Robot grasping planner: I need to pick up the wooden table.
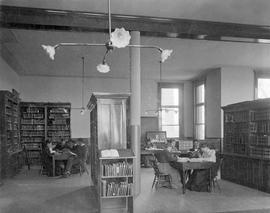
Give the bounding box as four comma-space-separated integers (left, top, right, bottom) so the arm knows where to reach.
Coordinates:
52, 152, 70, 176
174, 161, 215, 194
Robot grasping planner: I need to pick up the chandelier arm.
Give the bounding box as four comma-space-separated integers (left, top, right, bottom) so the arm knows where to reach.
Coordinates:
108, 0, 112, 39
54, 43, 106, 49
127, 44, 163, 52
102, 49, 111, 63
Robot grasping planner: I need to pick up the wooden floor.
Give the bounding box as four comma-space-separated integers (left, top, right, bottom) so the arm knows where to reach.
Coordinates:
135, 168, 270, 213
0, 166, 270, 213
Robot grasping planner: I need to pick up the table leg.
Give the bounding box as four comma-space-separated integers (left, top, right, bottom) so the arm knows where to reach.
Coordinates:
182, 169, 186, 194
209, 168, 212, 192
52, 156, 55, 177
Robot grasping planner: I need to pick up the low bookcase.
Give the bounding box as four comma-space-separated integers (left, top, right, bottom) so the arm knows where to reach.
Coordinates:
98, 149, 134, 213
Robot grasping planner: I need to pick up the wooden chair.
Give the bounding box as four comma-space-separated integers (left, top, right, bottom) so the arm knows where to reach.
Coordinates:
149, 159, 172, 189
78, 144, 90, 176
212, 157, 224, 192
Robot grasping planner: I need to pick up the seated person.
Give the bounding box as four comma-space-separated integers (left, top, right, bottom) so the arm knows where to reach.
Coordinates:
63, 139, 87, 177
167, 140, 179, 152
188, 140, 201, 158
154, 142, 182, 189
54, 139, 67, 151
145, 140, 157, 149
42, 140, 65, 176
186, 144, 216, 192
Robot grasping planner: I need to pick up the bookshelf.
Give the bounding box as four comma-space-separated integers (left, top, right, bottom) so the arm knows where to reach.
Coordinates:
0, 90, 23, 179
20, 102, 71, 165
88, 93, 133, 213
222, 99, 270, 193
99, 150, 134, 213
20, 102, 45, 165
46, 103, 71, 143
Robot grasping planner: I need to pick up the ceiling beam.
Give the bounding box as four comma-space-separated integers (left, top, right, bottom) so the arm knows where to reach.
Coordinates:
2, 6, 270, 42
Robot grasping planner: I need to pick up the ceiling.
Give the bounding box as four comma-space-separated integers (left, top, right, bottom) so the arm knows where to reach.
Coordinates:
3, 0, 270, 26
2, 0, 270, 80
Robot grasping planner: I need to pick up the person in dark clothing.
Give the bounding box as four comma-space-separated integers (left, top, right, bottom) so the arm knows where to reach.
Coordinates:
186, 144, 216, 192
154, 143, 182, 189
62, 139, 88, 177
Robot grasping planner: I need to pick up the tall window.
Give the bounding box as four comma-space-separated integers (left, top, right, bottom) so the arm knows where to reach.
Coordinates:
159, 84, 182, 138
257, 77, 270, 99
194, 81, 205, 140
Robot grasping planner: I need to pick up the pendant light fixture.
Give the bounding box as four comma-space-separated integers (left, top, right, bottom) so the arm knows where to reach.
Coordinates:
80, 56, 85, 115
42, 0, 173, 72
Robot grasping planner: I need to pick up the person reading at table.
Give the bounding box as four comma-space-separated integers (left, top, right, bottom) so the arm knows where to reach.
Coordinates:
188, 140, 201, 158
62, 139, 87, 177
154, 142, 182, 189
186, 144, 216, 192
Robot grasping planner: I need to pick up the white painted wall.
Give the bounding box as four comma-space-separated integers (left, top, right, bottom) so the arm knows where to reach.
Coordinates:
0, 56, 20, 91
183, 81, 193, 138
205, 69, 221, 138
220, 66, 255, 137
19, 76, 194, 138
20, 76, 130, 138
221, 66, 255, 107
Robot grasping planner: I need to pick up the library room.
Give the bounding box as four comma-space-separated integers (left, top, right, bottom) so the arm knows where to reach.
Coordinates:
1, 0, 270, 213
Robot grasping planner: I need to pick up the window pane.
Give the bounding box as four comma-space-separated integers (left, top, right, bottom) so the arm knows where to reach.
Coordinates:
258, 78, 270, 99
161, 88, 179, 106
196, 84, 205, 104
161, 108, 179, 125
196, 124, 205, 140
196, 105, 205, 123
162, 125, 179, 138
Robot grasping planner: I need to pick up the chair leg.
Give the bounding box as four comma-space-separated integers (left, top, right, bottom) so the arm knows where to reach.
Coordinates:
215, 179, 221, 192
152, 175, 157, 189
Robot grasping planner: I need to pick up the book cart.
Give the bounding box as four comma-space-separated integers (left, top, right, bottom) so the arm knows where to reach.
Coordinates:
222, 99, 270, 193
88, 93, 133, 213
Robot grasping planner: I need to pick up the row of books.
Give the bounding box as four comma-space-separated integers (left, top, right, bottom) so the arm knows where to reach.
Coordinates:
47, 131, 70, 137
250, 147, 270, 159
24, 108, 43, 113
225, 134, 248, 145
21, 125, 45, 130
224, 144, 247, 154
101, 181, 133, 197
49, 120, 69, 125
47, 125, 70, 130
252, 121, 270, 134
49, 108, 69, 113
102, 162, 133, 177
25, 143, 42, 150
21, 119, 45, 124
21, 131, 45, 137
253, 110, 270, 121
225, 122, 249, 133
250, 135, 270, 146
21, 137, 44, 143
22, 113, 44, 119
26, 151, 41, 158
225, 111, 250, 123
48, 114, 70, 120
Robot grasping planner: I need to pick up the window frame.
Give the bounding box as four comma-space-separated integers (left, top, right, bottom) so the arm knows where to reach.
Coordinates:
158, 83, 184, 139
255, 72, 270, 99
194, 80, 206, 140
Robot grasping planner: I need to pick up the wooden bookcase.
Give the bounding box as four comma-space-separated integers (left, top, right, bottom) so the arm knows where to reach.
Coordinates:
88, 93, 133, 213
46, 103, 71, 143
0, 90, 23, 179
20, 102, 71, 165
99, 149, 134, 213
20, 102, 45, 165
222, 99, 270, 193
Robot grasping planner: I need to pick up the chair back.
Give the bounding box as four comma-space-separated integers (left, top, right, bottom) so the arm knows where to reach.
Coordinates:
149, 158, 162, 176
